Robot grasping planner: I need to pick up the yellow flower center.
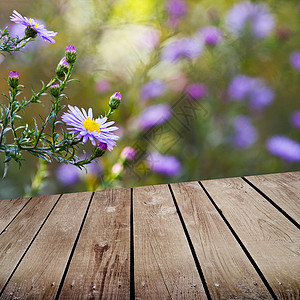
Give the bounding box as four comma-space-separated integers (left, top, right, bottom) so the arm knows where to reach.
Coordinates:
83, 117, 100, 132
29, 18, 39, 28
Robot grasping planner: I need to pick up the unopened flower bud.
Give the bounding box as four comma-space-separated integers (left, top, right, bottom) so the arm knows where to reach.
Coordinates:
25, 26, 37, 39
120, 146, 136, 161
65, 45, 77, 64
109, 92, 122, 110
50, 83, 61, 97
94, 142, 107, 157
8, 71, 19, 89
56, 57, 69, 78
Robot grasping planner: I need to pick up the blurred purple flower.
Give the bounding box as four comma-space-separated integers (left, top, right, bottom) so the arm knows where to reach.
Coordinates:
266, 136, 300, 162
96, 79, 111, 93
290, 52, 300, 72
228, 75, 274, 109
291, 111, 300, 129
232, 115, 258, 149
186, 83, 207, 100
138, 104, 172, 129
140, 80, 166, 101
121, 146, 136, 161
166, 0, 187, 17
56, 161, 101, 186
147, 152, 182, 176
56, 164, 80, 186
228, 75, 256, 100
249, 86, 274, 110
199, 26, 223, 46
225, 1, 275, 39
161, 37, 204, 62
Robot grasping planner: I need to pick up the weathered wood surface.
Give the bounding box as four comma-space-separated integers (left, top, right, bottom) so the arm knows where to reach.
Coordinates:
133, 184, 207, 299
0, 171, 299, 299
171, 181, 272, 299
0, 194, 60, 292
59, 188, 131, 300
0, 192, 91, 299
0, 197, 30, 233
201, 176, 300, 300
245, 172, 300, 225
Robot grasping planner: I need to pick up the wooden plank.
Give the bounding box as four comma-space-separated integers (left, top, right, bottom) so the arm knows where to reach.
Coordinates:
58, 188, 131, 300
171, 181, 272, 299
0, 192, 92, 299
245, 171, 300, 224
201, 177, 300, 300
0, 197, 30, 233
133, 184, 208, 299
0, 194, 59, 292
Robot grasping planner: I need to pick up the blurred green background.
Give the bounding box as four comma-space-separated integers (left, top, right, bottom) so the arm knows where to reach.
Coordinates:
0, 0, 300, 199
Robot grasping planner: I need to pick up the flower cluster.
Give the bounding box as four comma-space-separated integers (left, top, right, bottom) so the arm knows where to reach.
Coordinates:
0, 11, 121, 177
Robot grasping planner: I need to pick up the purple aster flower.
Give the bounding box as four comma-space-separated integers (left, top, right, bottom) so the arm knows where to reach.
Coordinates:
96, 79, 111, 94
138, 104, 172, 129
6, 20, 47, 51
232, 115, 258, 149
161, 37, 204, 63
140, 80, 166, 101
228, 75, 274, 109
290, 52, 300, 72
199, 26, 223, 46
61, 105, 119, 150
121, 146, 136, 161
225, 1, 275, 39
266, 136, 300, 162
147, 152, 182, 176
186, 83, 207, 100
10, 10, 57, 43
166, 0, 187, 17
291, 111, 300, 130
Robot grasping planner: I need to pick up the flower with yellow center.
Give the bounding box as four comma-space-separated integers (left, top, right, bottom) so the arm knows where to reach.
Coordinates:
29, 18, 40, 28
10, 10, 57, 43
62, 105, 119, 150
83, 117, 101, 133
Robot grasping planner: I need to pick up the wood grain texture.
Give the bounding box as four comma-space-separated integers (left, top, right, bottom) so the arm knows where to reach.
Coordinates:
245, 171, 300, 224
58, 188, 131, 300
133, 184, 207, 299
0, 194, 59, 292
0, 192, 92, 300
201, 177, 300, 300
0, 197, 30, 233
171, 181, 272, 299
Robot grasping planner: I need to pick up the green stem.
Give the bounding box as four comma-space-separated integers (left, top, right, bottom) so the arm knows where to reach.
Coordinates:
25, 159, 48, 197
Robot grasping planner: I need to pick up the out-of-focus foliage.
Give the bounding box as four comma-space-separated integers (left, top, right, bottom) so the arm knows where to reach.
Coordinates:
0, 0, 300, 199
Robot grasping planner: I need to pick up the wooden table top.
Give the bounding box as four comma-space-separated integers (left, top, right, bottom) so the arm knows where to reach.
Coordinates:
0, 171, 299, 299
